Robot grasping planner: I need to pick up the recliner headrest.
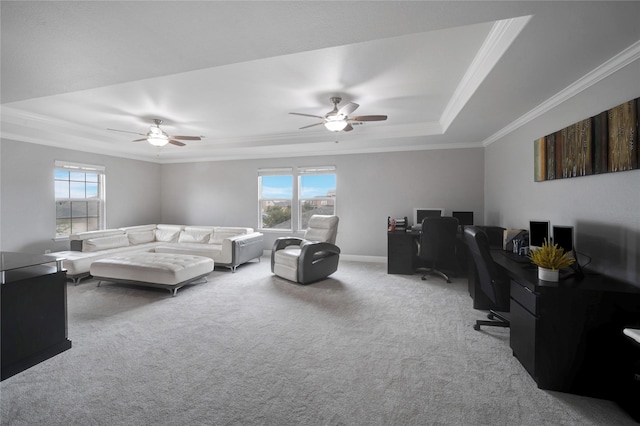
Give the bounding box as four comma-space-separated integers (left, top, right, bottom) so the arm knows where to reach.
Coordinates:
305, 215, 339, 244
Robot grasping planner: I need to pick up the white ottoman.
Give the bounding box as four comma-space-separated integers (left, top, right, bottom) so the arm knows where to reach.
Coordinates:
90, 253, 214, 296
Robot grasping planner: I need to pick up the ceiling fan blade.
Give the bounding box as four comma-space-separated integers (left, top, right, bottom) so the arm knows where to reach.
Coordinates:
343, 124, 354, 132
338, 102, 359, 116
132, 138, 147, 142
171, 135, 201, 140
289, 112, 325, 119
350, 115, 387, 122
108, 128, 147, 136
299, 122, 324, 130
169, 140, 186, 147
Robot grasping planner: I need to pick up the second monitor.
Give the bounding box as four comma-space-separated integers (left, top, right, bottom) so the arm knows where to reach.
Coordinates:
413, 208, 444, 228
553, 225, 574, 253
452, 211, 474, 226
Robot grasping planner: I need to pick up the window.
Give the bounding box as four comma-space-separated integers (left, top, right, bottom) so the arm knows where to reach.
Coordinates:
54, 161, 105, 238
258, 166, 336, 231
298, 167, 336, 230
258, 168, 293, 230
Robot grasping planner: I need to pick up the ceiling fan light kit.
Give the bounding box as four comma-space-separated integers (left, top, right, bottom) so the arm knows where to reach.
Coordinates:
290, 96, 387, 133
324, 118, 348, 132
147, 134, 170, 147
147, 120, 170, 146
108, 118, 201, 148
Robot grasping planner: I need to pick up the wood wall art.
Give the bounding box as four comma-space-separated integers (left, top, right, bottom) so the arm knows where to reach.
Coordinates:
534, 97, 639, 182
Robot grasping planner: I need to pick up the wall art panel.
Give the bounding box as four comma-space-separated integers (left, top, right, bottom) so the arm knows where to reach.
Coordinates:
534, 97, 639, 182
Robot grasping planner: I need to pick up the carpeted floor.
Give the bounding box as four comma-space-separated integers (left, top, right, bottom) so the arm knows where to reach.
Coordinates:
1, 257, 636, 425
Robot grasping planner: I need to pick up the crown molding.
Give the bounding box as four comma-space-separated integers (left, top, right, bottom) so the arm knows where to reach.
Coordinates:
440, 15, 531, 133
482, 38, 640, 147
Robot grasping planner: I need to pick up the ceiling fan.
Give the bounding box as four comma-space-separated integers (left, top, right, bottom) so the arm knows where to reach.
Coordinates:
290, 97, 387, 132
108, 119, 202, 147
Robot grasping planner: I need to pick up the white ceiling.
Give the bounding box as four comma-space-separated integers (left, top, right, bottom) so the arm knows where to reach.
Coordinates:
2, 1, 640, 163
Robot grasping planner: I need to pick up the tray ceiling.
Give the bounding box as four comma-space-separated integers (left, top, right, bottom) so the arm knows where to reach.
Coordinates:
2, 1, 639, 163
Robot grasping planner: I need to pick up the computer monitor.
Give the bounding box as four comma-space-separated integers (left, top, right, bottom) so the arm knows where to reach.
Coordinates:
452, 211, 474, 226
552, 225, 583, 278
529, 220, 550, 250
413, 208, 444, 227
552, 225, 574, 253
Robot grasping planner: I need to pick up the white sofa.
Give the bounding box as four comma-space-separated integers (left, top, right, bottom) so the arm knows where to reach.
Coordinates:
52, 224, 263, 282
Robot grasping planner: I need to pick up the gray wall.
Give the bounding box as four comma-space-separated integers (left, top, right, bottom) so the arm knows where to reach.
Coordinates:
160, 148, 485, 258
0, 139, 162, 253
485, 60, 640, 285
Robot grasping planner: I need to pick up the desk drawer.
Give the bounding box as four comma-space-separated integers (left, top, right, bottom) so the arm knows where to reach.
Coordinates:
510, 280, 538, 315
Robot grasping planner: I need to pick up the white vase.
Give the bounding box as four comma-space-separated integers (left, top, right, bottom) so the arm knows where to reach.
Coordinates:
538, 267, 559, 282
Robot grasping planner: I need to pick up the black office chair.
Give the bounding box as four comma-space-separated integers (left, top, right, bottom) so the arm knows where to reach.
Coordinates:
418, 216, 459, 283
464, 226, 510, 330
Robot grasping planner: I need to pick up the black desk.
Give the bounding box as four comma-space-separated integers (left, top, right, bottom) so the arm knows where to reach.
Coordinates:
387, 230, 420, 274
490, 249, 640, 403
387, 230, 466, 276
1, 252, 72, 381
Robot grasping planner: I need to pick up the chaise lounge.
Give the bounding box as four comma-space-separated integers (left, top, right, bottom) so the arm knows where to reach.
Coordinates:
51, 224, 264, 283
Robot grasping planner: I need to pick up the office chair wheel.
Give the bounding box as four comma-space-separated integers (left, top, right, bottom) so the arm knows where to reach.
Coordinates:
421, 276, 427, 281
487, 313, 495, 320
473, 323, 481, 331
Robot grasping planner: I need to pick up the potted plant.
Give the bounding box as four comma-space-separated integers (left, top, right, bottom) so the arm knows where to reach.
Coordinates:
528, 239, 575, 282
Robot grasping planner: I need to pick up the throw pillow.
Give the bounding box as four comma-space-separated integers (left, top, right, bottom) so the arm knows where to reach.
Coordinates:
178, 230, 211, 243
155, 229, 180, 243
128, 230, 155, 245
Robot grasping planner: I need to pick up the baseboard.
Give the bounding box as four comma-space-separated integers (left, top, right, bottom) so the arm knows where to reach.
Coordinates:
340, 254, 386, 263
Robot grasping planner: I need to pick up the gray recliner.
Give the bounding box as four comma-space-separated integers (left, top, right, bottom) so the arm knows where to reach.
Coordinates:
271, 215, 340, 284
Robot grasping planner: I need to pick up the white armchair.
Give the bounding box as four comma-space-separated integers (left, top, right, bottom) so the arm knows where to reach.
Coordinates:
271, 215, 340, 284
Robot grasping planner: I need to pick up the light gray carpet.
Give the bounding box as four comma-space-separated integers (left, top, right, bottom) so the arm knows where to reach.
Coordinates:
1, 257, 635, 425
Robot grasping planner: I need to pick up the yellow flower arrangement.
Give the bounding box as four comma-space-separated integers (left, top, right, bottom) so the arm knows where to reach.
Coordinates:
529, 239, 575, 271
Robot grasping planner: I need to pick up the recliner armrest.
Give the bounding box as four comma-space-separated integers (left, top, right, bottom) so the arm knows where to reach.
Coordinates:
300, 241, 341, 258
272, 237, 305, 252
298, 241, 340, 284
271, 237, 304, 273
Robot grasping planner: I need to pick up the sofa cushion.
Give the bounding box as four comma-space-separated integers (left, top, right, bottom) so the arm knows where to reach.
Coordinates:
120, 224, 157, 233
70, 229, 124, 241
210, 227, 251, 245
178, 229, 211, 244
155, 229, 180, 243
83, 234, 130, 252
128, 230, 156, 245
156, 224, 184, 231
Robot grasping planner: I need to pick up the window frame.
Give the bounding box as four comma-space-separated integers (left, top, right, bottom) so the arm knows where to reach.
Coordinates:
258, 168, 294, 231
258, 166, 336, 232
297, 166, 337, 231
54, 160, 106, 240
